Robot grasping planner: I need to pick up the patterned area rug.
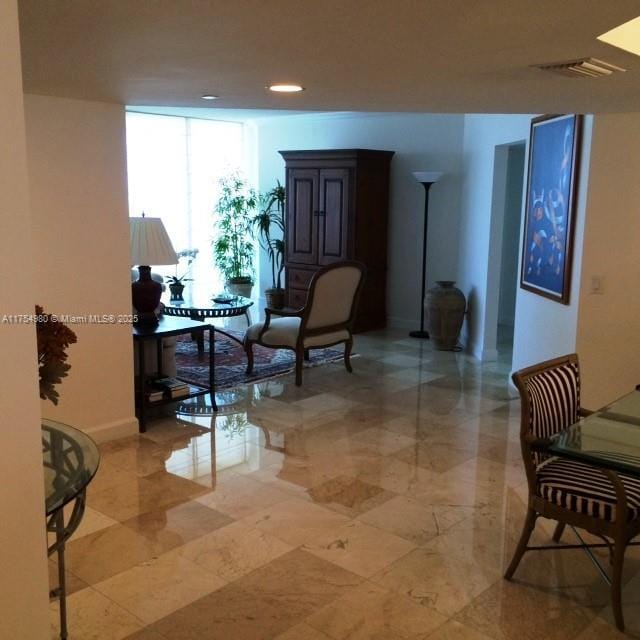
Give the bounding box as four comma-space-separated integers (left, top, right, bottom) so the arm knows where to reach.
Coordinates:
174, 330, 344, 390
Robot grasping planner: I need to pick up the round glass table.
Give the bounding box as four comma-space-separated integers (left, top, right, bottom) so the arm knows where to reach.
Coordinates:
43, 419, 100, 640
162, 290, 254, 353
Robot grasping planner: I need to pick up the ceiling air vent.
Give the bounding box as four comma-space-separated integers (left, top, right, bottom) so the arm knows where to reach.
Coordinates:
536, 57, 626, 78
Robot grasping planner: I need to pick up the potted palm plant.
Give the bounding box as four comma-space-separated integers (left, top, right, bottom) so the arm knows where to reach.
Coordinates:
213, 173, 257, 298
254, 181, 286, 308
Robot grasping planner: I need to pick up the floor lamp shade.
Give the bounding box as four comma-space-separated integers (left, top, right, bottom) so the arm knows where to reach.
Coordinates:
130, 216, 178, 319
412, 172, 444, 184
410, 172, 443, 339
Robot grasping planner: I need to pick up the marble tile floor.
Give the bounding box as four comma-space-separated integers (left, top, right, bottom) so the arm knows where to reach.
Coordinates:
51, 329, 640, 639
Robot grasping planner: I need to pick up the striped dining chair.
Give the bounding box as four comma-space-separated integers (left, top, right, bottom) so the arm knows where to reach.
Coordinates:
506, 353, 640, 632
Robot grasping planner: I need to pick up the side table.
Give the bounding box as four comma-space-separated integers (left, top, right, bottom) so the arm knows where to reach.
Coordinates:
163, 292, 253, 355
133, 316, 217, 432
43, 419, 100, 640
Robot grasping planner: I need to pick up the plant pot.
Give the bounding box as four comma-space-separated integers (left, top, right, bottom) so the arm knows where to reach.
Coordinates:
425, 281, 466, 350
226, 279, 253, 299
265, 288, 285, 309
169, 283, 185, 301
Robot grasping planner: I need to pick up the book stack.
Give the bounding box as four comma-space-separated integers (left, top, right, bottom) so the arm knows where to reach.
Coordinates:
148, 376, 190, 400
146, 389, 164, 403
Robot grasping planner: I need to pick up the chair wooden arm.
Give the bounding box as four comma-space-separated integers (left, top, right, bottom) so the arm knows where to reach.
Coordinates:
258, 306, 304, 341
524, 433, 553, 453
264, 306, 304, 318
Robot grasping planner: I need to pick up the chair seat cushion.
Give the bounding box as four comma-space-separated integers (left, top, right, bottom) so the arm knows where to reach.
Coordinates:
537, 457, 640, 522
246, 317, 349, 349
246, 317, 300, 347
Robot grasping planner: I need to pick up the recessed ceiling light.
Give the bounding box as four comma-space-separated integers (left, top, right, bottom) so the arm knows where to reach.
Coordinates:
268, 84, 304, 93
598, 16, 640, 57
201, 94, 218, 100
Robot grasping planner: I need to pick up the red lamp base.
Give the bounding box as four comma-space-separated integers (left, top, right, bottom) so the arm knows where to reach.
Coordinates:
132, 266, 162, 324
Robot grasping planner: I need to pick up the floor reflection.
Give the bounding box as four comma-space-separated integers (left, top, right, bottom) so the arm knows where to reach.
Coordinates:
50, 329, 640, 640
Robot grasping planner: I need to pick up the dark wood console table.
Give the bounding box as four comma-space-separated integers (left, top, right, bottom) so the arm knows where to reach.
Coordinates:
133, 316, 217, 432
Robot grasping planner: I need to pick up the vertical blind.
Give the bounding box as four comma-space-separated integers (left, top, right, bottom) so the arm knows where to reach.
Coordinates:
125, 111, 244, 290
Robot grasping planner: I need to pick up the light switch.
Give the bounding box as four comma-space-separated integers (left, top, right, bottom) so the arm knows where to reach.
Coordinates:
590, 275, 604, 294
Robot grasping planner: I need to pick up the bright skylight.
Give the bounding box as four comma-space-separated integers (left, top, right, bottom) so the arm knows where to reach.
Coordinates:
598, 16, 640, 57
125, 112, 245, 290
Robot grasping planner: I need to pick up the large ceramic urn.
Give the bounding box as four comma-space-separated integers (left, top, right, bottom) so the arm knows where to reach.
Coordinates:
425, 281, 466, 350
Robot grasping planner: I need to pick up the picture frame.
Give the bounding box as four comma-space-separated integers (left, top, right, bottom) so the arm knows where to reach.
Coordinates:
520, 113, 582, 304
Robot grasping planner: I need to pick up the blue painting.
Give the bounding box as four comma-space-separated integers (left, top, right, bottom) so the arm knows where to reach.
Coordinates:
520, 114, 581, 304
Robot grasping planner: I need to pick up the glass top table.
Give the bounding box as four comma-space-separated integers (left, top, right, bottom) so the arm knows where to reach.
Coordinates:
162, 289, 254, 352
43, 419, 100, 639
549, 389, 640, 477
42, 418, 100, 515
163, 290, 253, 321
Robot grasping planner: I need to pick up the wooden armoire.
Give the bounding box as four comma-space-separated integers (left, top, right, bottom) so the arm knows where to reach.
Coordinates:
279, 149, 394, 332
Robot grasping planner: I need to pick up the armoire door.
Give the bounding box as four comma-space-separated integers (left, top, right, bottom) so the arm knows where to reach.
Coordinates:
286, 168, 318, 265
318, 168, 349, 265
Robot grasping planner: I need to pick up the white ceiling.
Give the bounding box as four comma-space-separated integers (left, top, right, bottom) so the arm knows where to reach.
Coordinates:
18, 1, 640, 114
127, 105, 310, 122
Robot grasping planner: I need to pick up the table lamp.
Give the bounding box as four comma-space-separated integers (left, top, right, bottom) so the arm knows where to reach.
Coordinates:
410, 171, 443, 339
130, 214, 178, 324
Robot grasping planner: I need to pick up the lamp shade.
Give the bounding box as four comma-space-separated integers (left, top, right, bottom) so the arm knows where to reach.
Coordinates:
412, 171, 444, 184
129, 216, 178, 266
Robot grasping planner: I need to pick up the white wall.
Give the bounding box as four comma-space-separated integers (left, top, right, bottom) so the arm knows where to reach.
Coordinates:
0, 2, 50, 637
458, 114, 531, 360
253, 109, 638, 411
511, 116, 593, 377
24, 95, 138, 441
576, 113, 640, 409
497, 144, 526, 327
254, 112, 465, 328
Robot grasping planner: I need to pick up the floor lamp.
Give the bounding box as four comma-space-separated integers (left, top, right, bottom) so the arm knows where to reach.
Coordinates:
410, 171, 443, 339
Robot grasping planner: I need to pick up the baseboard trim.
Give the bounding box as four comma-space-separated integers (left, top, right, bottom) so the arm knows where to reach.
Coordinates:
82, 416, 139, 443
387, 315, 415, 330
468, 342, 498, 362
479, 347, 498, 362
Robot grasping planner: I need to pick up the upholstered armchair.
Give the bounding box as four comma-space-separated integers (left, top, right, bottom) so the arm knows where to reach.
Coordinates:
244, 261, 365, 386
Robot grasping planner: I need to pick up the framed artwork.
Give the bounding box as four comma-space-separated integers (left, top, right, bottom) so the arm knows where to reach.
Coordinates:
520, 114, 582, 304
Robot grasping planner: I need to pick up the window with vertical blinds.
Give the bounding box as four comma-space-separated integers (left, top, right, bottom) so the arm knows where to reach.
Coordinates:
125, 111, 244, 290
